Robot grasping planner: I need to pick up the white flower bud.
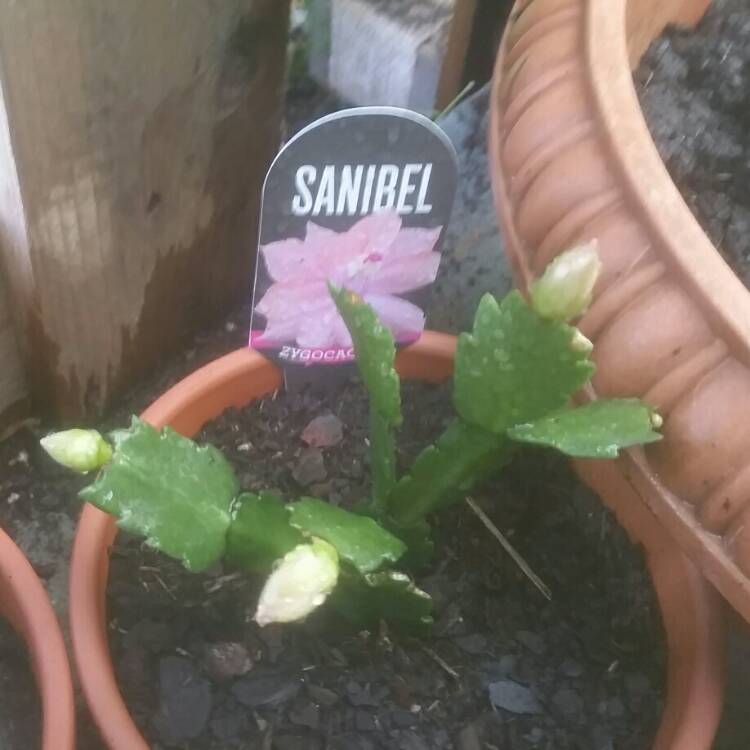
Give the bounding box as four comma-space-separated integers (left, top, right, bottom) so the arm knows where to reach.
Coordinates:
570, 329, 593, 354
530, 240, 602, 322
651, 412, 664, 429
255, 538, 339, 626
40, 429, 113, 473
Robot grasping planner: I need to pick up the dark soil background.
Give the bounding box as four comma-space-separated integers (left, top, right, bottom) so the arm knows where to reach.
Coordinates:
636, 0, 750, 284
0, 621, 40, 748
106, 378, 665, 750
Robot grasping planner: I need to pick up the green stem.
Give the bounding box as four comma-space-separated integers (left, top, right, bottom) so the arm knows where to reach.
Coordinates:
370, 406, 396, 514
386, 419, 512, 527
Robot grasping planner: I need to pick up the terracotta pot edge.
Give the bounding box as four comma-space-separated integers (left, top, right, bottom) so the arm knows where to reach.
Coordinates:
0, 526, 75, 750
585, 0, 750, 360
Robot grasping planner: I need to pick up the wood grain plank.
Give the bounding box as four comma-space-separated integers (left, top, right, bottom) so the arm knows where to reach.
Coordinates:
0, 0, 289, 418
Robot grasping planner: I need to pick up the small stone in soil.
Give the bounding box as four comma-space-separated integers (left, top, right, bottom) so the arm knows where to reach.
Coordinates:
457, 723, 482, 750
330, 735, 377, 750
355, 710, 377, 731
552, 687, 584, 716
606, 696, 625, 718
591, 725, 615, 750
481, 655, 516, 685
203, 641, 253, 681
232, 672, 300, 707
275, 735, 322, 750
257, 622, 285, 663
560, 657, 584, 678
307, 683, 339, 707
455, 633, 488, 655
625, 671, 651, 697
346, 681, 378, 707
525, 727, 545, 744
516, 629, 545, 655
289, 700, 320, 729
301, 413, 344, 447
397, 731, 430, 750
292, 448, 327, 486
488, 680, 542, 714
392, 709, 418, 728
209, 709, 249, 742
155, 656, 212, 743
123, 620, 170, 652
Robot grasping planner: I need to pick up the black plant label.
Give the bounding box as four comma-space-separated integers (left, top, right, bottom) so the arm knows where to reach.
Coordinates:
250, 107, 457, 388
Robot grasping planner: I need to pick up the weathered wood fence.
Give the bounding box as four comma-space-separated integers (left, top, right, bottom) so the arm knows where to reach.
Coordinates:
0, 0, 290, 428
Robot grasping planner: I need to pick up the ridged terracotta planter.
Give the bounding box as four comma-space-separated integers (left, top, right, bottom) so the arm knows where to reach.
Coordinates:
70, 338, 722, 748
0, 527, 75, 749
490, 0, 739, 746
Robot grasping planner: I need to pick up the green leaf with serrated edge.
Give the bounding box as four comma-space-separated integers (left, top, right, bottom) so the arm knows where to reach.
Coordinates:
454, 292, 595, 434
79, 417, 238, 572
387, 419, 511, 527
330, 284, 401, 510
329, 284, 401, 427
353, 508, 435, 571
507, 399, 662, 458
289, 497, 406, 574
331, 567, 433, 633
225, 492, 304, 573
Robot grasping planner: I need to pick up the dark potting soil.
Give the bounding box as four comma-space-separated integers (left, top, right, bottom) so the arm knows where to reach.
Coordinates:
106, 378, 665, 750
635, 0, 750, 285
0, 621, 41, 748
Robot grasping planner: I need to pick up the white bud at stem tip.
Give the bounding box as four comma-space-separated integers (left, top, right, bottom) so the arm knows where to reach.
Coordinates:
40, 429, 113, 473
530, 240, 602, 322
255, 538, 339, 627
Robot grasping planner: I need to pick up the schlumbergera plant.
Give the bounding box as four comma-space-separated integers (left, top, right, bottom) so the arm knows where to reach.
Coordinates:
43, 243, 662, 632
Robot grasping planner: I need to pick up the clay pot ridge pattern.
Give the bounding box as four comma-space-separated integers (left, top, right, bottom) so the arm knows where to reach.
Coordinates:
489, 0, 750, 618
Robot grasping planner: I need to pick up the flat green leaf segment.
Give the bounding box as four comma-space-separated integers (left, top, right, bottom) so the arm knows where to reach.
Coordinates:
332, 568, 433, 632
226, 492, 304, 572
290, 498, 406, 574
508, 399, 662, 458
387, 419, 510, 526
330, 285, 401, 426
454, 292, 594, 434
330, 284, 402, 508
79, 418, 238, 572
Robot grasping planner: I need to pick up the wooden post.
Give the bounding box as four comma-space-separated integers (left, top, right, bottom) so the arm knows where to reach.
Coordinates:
435, 0, 480, 111
0, 0, 290, 420
0, 274, 28, 439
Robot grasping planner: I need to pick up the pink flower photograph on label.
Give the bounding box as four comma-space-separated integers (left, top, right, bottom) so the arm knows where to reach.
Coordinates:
252, 210, 442, 354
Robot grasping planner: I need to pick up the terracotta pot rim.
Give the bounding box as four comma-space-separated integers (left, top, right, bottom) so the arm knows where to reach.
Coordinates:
72, 334, 721, 748
488, 0, 750, 626
0, 525, 75, 750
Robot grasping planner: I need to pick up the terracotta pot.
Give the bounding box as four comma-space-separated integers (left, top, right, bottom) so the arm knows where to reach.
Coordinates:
71, 336, 722, 748
489, 0, 736, 746
0, 526, 75, 749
